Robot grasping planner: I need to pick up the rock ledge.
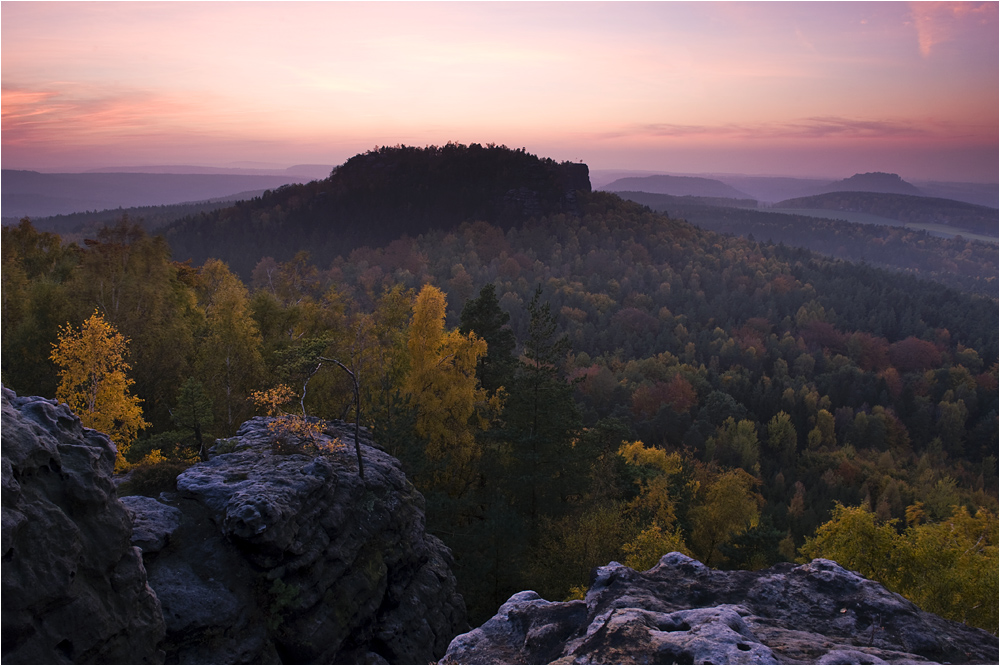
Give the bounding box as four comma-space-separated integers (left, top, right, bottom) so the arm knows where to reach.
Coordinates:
441, 552, 998, 665
127, 416, 467, 664
2, 387, 165, 664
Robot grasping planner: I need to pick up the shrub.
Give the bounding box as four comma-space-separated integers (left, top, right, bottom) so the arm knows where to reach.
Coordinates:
117, 459, 194, 497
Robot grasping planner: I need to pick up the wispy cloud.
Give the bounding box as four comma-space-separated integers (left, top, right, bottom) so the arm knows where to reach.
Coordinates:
910, 1, 998, 57
778, 117, 931, 139
2, 83, 248, 148
1, 2, 994, 179
604, 116, 963, 143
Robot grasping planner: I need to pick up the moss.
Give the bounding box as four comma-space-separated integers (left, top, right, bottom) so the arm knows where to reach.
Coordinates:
362, 548, 387, 586
266, 578, 301, 631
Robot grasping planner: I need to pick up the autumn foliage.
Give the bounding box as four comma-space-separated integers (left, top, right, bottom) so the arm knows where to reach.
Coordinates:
50, 311, 148, 467
404, 285, 501, 495
4, 178, 996, 627
802, 503, 998, 632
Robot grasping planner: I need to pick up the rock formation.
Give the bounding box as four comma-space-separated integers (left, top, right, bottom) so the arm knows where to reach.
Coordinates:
1, 387, 165, 664
441, 552, 999, 665
124, 416, 467, 664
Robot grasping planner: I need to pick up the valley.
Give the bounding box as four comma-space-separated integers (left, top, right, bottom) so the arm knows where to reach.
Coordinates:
3, 145, 996, 637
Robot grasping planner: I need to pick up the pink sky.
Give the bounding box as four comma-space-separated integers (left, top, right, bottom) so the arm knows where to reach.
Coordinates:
2, 2, 997, 181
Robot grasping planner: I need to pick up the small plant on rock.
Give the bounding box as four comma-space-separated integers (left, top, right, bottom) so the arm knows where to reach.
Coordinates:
117, 452, 195, 497
249, 384, 342, 455
265, 578, 301, 631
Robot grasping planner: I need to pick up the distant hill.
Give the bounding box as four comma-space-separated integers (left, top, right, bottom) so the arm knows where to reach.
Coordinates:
774, 191, 997, 236
601, 174, 752, 199
163, 143, 591, 277
608, 191, 757, 210
711, 175, 832, 204
912, 180, 998, 209
613, 192, 997, 296
0, 190, 270, 242
81, 164, 334, 179
596, 171, 996, 208
818, 172, 922, 196
1, 170, 311, 218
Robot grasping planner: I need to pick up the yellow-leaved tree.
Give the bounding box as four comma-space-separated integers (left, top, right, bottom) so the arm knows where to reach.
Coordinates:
404, 284, 501, 496
801, 503, 998, 632
50, 311, 148, 468
617, 440, 694, 570
688, 468, 763, 567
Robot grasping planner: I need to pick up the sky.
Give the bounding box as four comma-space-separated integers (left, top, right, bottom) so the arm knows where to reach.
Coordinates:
2, 1, 997, 181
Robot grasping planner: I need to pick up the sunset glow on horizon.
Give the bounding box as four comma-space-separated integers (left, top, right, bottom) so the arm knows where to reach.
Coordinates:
2, 1, 997, 181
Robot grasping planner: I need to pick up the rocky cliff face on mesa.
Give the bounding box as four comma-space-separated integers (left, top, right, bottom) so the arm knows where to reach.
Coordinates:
441, 552, 999, 665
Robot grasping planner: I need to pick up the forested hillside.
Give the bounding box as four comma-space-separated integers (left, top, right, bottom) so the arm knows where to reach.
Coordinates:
3, 151, 996, 631
616, 192, 998, 296
0, 195, 264, 240
776, 191, 998, 236
1, 169, 305, 219
600, 174, 751, 199
818, 172, 922, 196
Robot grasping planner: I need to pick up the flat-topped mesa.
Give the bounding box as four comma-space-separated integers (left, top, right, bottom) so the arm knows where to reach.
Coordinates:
164, 143, 594, 277
441, 552, 999, 665
124, 415, 468, 664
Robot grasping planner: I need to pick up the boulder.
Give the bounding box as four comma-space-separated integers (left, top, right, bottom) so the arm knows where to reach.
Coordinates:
125, 416, 467, 664
441, 552, 999, 665
1, 387, 165, 664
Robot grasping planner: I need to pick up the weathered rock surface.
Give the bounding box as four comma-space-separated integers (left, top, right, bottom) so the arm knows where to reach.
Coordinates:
125, 416, 467, 664
1, 387, 165, 664
441, 552, 999, 665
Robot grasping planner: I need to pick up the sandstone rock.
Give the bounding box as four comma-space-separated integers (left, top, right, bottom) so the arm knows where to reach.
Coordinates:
1, 387, 165, 664
441, 552, 999, 665
120, 496, 182, 553
125, 416, 467, 664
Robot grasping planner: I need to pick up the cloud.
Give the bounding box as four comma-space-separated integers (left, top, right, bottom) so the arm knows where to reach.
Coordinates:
778, 116, 930, 139
1, 83, 251, 150
602, 116, 951, 143
910, 1, 998, 57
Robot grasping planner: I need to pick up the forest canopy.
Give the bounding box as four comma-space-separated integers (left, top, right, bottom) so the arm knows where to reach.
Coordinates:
2, 146, 996, 631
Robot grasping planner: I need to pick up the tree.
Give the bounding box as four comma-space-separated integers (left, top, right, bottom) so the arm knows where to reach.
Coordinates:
807, 408, 836, 449
689, 468, 763, 567
50, 311, 148, 467
354, 285, 415, 458
505, 286, 581, 534
765, 411, 798, 471
404, 284, 498, 496
705, 418, 761, 474
2, 219, 78, 397
70, 217, 199, 430
460, 283, 517, 394
897, 506, 997, 631
529, 503, 634, 602
196, 259, 265, 434
172, 377, 214, 459
618, 440, 692, 528
801, 503, 998, 632
623, 521, 690, 572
